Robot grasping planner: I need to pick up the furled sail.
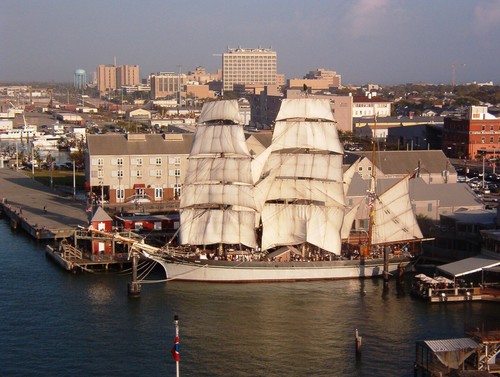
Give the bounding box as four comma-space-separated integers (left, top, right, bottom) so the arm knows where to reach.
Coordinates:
275, 98, 335, 122
197, 100, 242, 124
371, 174, 423, 245
179, 100, 257, 247
261, 98, 345, 254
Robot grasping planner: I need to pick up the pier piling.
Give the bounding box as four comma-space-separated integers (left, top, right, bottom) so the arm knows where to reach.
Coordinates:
127, 251, 141, 298
355, 328, 362, 355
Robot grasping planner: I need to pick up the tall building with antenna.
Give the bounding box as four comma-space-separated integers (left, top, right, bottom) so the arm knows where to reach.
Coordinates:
96, 61, 140, 95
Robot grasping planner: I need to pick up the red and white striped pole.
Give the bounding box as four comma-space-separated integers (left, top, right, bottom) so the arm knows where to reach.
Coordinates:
172, 315, 180, 377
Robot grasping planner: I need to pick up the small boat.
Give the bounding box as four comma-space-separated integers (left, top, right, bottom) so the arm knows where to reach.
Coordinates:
137, 98, 424, 282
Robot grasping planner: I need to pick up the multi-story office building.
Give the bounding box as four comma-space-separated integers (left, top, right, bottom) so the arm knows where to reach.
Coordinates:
304, 68, 341, 88
286, 69, 341, 94
150, 72, 186, 100
96, 64, 140, 95
96, 65, 117, 95
187, 66, 221, 85
222, 47, 277, 92
117, 65, 140, 88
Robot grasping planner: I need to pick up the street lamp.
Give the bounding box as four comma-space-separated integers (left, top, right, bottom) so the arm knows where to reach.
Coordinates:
50, 160, 53, 189
73, 160, 76, 200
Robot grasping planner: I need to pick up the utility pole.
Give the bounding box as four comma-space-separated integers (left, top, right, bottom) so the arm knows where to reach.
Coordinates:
176, 65, 182, 108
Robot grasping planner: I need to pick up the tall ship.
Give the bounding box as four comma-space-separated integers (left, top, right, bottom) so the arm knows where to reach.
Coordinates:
141, 98, 423, 282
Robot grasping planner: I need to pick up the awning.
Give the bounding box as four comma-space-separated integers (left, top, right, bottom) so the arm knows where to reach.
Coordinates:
133, 183, 146, 189
437, 255, 500, 277
423, 338, 479, 369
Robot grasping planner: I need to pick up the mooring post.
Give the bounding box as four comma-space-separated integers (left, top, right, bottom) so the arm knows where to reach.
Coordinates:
128, 251, 141, 297
355, 328, 362, 355
383, 245, 390, 287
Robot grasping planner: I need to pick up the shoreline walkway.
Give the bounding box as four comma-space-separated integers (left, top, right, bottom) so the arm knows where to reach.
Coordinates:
0, 167, 88, 239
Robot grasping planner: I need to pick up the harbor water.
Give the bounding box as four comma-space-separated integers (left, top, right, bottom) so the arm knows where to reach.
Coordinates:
0, 220, 498, 377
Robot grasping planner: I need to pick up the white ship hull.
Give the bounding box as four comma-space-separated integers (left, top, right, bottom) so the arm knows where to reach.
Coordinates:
0, 131, 43, 139
148, 256, 409, 282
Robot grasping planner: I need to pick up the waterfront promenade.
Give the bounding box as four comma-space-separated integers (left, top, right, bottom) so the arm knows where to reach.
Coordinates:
0, 167, 88, 239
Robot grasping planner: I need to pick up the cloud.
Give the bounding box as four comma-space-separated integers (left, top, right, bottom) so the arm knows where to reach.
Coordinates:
341, 0, 395, 38
472, 0, 500, 35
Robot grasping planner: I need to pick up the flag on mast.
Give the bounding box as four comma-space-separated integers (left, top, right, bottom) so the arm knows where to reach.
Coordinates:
171, 336, 180, 362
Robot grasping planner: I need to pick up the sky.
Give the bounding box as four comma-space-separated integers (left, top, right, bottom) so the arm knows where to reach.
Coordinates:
1, 0, 500, 86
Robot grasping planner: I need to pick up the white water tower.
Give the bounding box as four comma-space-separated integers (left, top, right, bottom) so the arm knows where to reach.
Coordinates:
74, 69, 87, 90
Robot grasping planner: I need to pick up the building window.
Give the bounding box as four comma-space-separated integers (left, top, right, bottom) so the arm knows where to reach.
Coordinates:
174, 183, 181, 198
482, 125, 486, 131
135, 170, 142, 178
97, 158, 104, 166
427, 203, 433, 212
136, 158, 143, 166
490, 136, 494, 143
174, 169, 181, 177
155, 187, 163, 200
156, 157, 162, 165
174, 157, 181, 165
97, 170, 104, 178
117, 158, 123, 166
116, 188, 124, 200
156, 169, 162, 177
117, 170, 124, 178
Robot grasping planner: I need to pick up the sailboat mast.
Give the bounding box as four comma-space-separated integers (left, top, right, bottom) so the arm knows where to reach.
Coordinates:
366, 114, 377, 259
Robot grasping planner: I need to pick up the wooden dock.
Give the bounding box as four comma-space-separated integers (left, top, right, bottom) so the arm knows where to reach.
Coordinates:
0, 167, 89, 239
413, 285, 500, 303
45, 243, 131, 272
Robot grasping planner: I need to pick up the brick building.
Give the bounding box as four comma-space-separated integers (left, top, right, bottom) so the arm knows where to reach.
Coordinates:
443, 106, 500, 159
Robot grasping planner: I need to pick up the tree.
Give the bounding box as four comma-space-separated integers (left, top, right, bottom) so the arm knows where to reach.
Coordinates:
69, 150, 85, 169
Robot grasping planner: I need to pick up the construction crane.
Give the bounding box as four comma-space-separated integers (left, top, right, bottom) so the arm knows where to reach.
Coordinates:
451, 63, 466, 86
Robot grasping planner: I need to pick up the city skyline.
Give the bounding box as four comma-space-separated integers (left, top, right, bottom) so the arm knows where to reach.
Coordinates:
1, 0, 499, 86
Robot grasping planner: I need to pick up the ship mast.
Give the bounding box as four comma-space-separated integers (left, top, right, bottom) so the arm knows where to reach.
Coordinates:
365, 111, 390, 285
366, 113, 377, 259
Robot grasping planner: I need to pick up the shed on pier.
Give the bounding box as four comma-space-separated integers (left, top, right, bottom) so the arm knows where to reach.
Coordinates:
90, 207, 113, 255
415, 337, 479, 375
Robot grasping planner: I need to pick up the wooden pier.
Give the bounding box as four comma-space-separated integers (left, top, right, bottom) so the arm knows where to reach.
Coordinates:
411, 274, 500, 303
45, 243, 131, 272
44, 228, 142, 272
0, 167, 88, 239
